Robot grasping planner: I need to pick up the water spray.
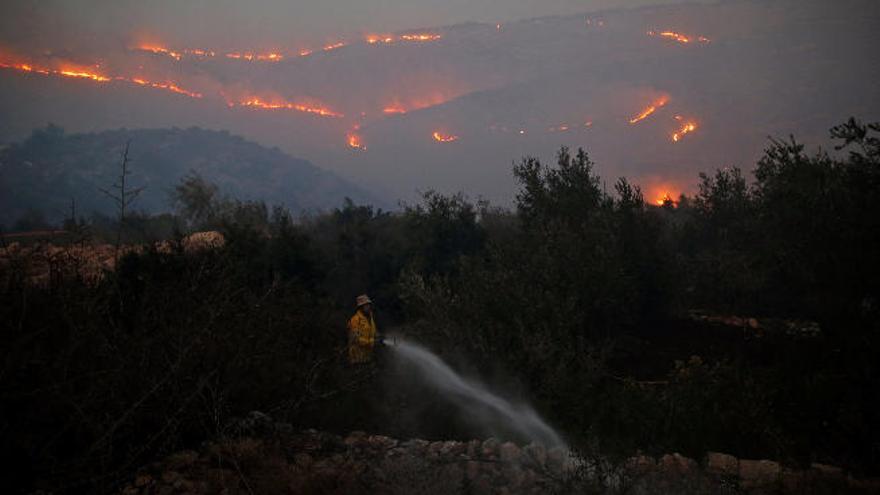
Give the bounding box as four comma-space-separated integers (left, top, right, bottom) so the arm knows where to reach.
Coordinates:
385, 337, 565, 447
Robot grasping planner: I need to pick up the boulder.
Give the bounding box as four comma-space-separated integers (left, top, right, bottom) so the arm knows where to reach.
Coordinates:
523, 443, 547, 468
738, 459, 781, 491
499, 442, 521, 463
625, 455, 656, 475
705, 452, 738, 477
481, 437, 500, 457
466, 439, 482, 458
659, 453, 697, 477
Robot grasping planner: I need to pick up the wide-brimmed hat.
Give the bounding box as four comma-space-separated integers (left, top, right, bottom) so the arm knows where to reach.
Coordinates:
356, 294, 373, 307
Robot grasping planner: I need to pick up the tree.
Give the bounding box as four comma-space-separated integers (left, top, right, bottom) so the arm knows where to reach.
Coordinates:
99, 141, 144, 260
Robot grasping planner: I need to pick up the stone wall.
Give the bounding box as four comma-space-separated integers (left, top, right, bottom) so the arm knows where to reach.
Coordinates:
122, 413, 879, 494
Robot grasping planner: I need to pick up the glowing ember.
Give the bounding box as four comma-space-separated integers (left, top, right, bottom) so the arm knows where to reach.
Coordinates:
366, 34, 396, 44
323, 42, 347, 52
656, 193, 675, 205
257, 52, 284, 62
382, 105, 407, 114
647, 30, 710, 44
137, 44, 182, 60
432, 131, 459, 143
59, 68, 111, 82
237, 97, 343, 118
400, 33, 442, 42
672, 121, 698, 142
347, 131, 366, 150
299, 49, 313, 57
0, 57, 201, 98
628, 95, 669, 124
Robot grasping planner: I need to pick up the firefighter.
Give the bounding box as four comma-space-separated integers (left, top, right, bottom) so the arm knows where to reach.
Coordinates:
347, 294, 378, 364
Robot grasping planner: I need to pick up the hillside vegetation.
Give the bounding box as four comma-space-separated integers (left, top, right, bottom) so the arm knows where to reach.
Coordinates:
0, 125, 377, 227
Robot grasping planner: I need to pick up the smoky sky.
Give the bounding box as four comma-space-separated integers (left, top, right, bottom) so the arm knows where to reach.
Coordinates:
2, 0, 711, 50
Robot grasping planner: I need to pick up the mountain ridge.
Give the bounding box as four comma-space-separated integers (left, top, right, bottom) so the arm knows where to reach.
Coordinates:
0, 124, 381, 226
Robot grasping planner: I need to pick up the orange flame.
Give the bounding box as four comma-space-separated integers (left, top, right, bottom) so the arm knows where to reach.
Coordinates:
400, 33, 442, 42
628, 95, 669, 124
366, 34, 396, 45
382, 105, 407, 115
0, 57, 202, 98
59, 67, 111, 82
137, 44, 182, 60
432, 131, 458, 143
323, 42, 347, 52
672, 120, 697, 142
648, 30, 710, 44
656, 192, 675, 206
236, 97, 343, 118
347, 131, 366, 150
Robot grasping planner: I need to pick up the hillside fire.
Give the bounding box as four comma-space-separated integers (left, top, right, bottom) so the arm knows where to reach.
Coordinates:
672, 120, 698, 142
629, 96, 669, 124
432, 131, 459, 142
236, 97, 343, 117
347, 131, 366, 150
0, 58, 203, 98
400, 33, 442, 42
323, 42, 347, 52
647, 30, 710, 44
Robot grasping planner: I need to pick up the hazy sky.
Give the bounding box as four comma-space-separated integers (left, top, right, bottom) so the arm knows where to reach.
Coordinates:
3, 0, 710, 49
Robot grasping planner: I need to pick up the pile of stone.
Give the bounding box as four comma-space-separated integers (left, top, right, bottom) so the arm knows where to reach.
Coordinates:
122, 412, 879, 494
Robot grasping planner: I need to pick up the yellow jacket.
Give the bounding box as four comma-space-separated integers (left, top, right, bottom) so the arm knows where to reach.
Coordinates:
347, 310, 377, 363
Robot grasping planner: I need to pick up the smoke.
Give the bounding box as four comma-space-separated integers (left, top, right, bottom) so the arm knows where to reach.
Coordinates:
389, 338, 565, 447
0, 0, 877, 208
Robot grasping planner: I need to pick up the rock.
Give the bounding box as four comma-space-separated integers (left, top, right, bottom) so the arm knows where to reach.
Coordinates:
466, 439, 481, 458
625, 455, 656, 475
546, 447, 568, 474
738, 459, 781, 490
367, 434, 398, 450
705, 452, 738, 477
499, 442, 521, 463
183, 231, 225, 253
523, 443, 547, 468
426, 441, 444, 460
439, 440, 465, 456
401, 438, 430, 455
344, 431, 369, 449
659, 453, 697, 477
482, 438, 500, 457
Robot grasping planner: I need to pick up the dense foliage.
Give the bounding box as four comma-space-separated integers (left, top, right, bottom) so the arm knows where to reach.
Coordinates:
1, 119, 878, 493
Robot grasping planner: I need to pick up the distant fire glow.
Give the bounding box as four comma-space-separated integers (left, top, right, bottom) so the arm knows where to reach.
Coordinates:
400, 33, 442, 42
348, 132, 366, 150
323, 42, 347, 52
432, 131, 459, 142
236, 97, 343, 117
656, 193, 675, 205
648, 30, 710, 44
629, 96, 669, 124
383, 104, 407, 114
0, 57, 202, 98
672, 120, 698, 142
